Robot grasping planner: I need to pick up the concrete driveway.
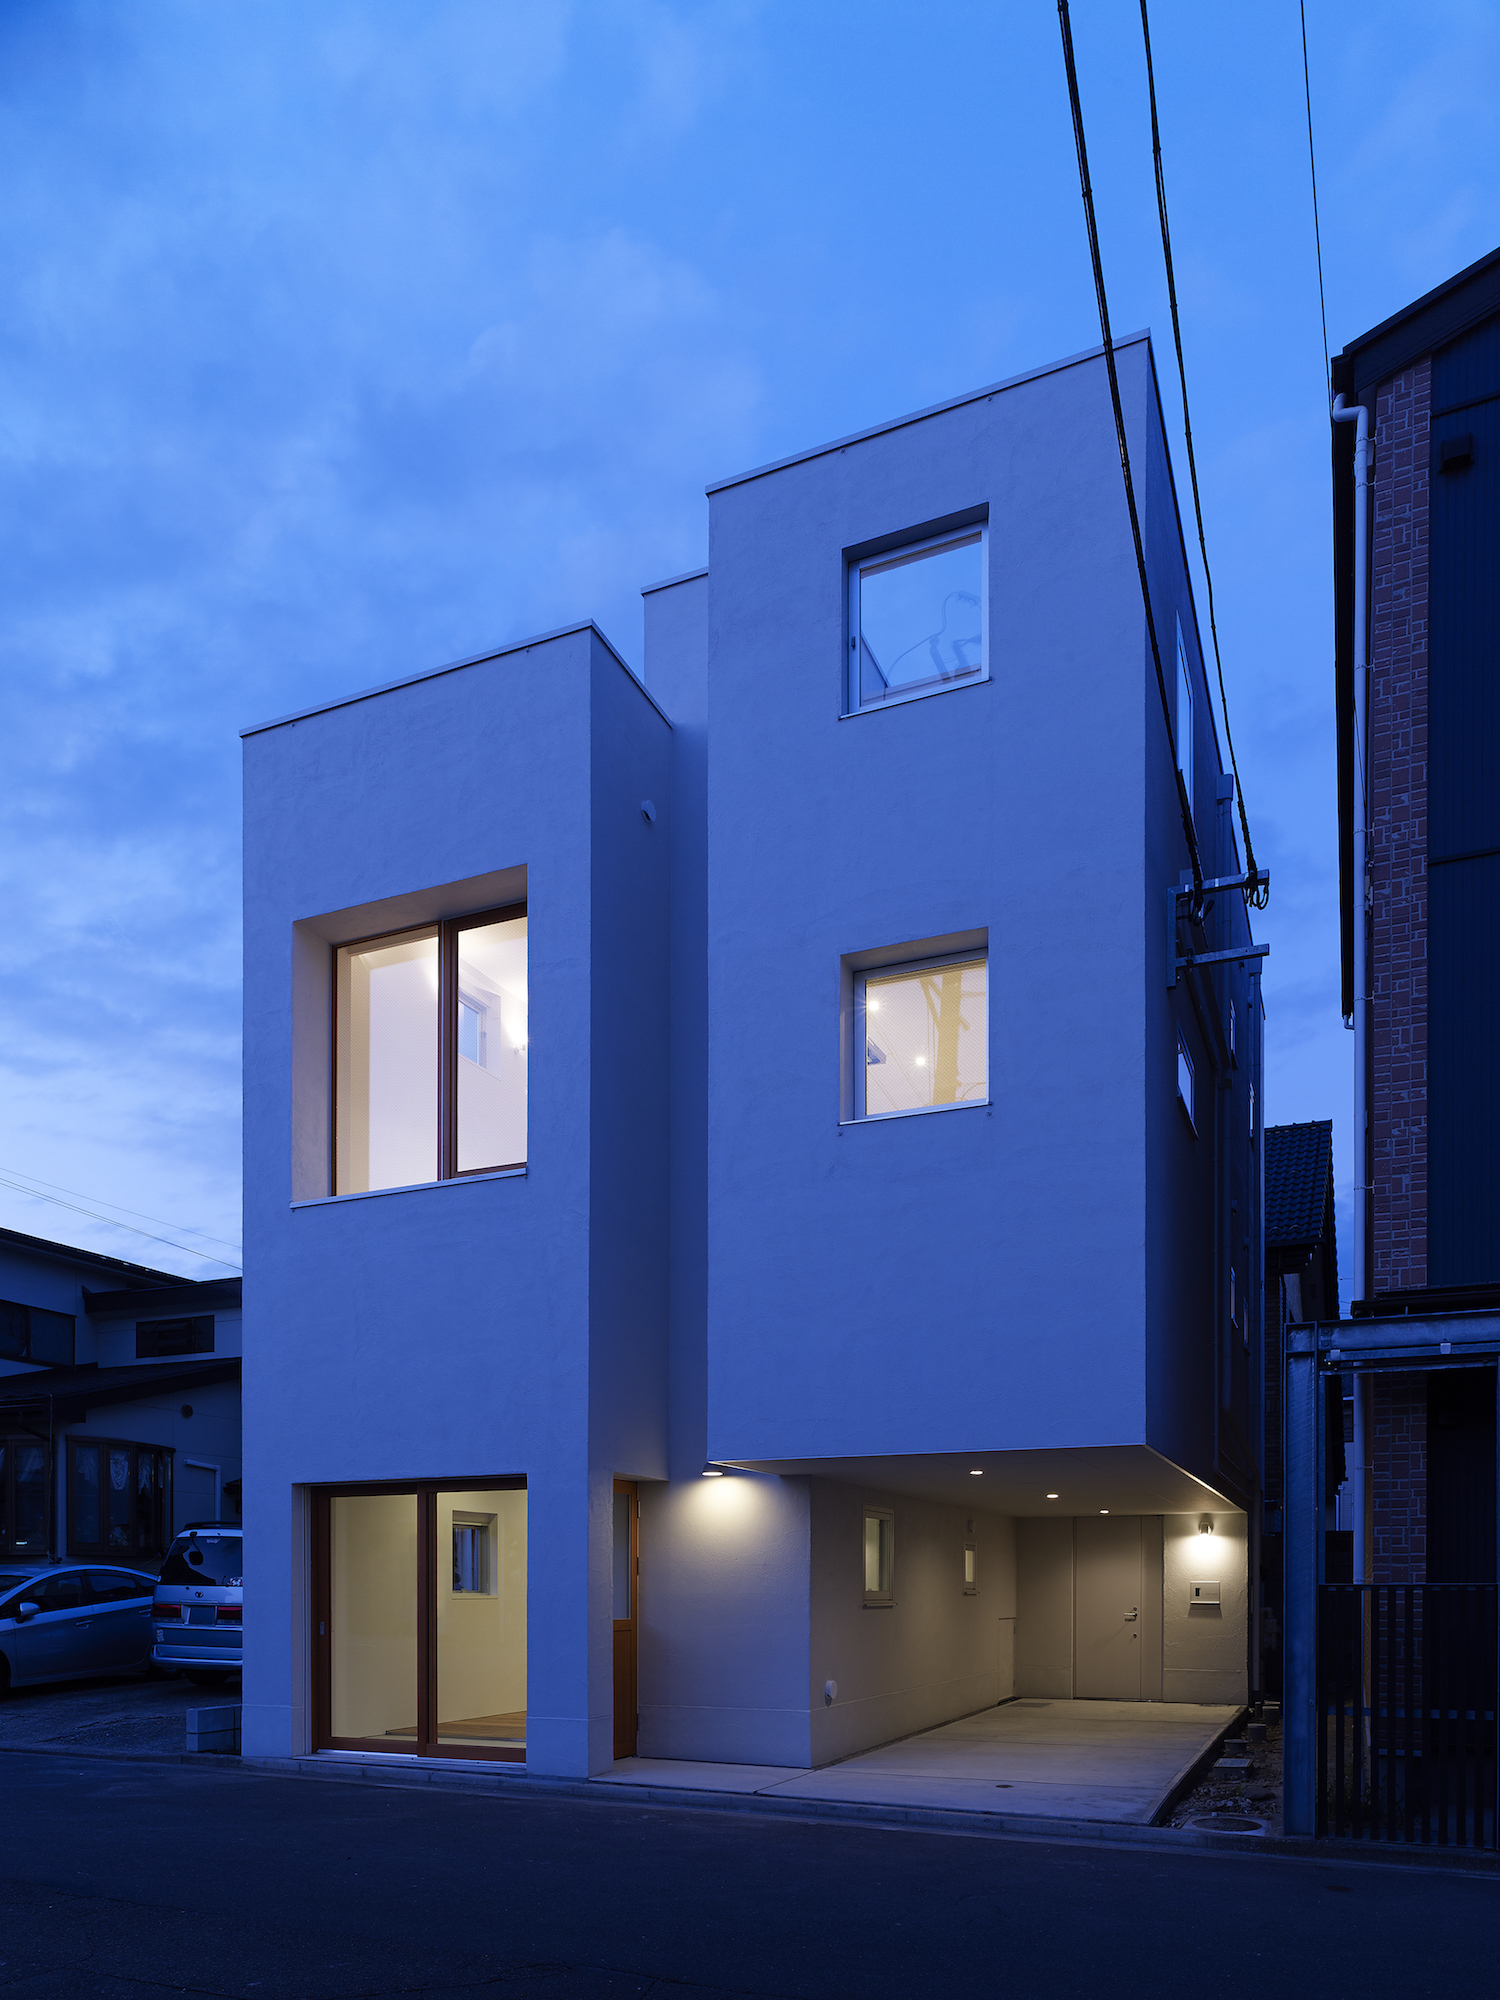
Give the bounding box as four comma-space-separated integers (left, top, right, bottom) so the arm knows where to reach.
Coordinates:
601, 1697, 1239, 1824
0, 1670, 237, 1756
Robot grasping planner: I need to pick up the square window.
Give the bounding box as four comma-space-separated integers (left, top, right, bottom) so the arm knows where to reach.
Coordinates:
863, 1507, 894, 1605
848, 526, 987, 712
334, 903, 526, 1194
452, 1514, 495, 1595
856, 952, 987, 1119
1177, 1036, 1195, 1131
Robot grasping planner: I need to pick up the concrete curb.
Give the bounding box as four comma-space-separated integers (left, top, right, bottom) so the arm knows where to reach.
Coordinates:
236, 1752, 1500, 1874
1149, 1703, 1251, 1825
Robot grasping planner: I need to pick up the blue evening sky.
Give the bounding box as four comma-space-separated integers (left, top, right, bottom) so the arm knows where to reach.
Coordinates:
2, 2, 1496, 1284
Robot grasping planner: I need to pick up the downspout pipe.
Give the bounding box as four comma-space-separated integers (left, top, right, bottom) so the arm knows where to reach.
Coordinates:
1333, 391, 1370, 1580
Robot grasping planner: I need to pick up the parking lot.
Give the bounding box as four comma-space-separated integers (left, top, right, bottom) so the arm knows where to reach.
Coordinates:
0, 1667, 238, 1756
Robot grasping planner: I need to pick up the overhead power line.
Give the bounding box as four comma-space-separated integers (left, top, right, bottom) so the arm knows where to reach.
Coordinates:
1138, 1, 1266, 911
1055, 0, 1203, 902
0, 1165, 243, 1257
0, 1171, 242, 1273
1300, 0, 1332, 406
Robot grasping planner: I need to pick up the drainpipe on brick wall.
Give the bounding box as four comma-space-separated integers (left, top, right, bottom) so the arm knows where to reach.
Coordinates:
1333, 394, 1372, 1326
1333, 391, 1373, 1583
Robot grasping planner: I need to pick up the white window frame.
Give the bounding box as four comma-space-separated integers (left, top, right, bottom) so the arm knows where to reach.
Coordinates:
1177, 1035, 1195, 1132
846, 523, 989, 716
853, 948, 990, 1121
1175, 618, 1194, 817
863, 1506, 895, 1607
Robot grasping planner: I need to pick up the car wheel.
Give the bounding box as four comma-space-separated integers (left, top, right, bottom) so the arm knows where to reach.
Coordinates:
185, 1670, 230, 1686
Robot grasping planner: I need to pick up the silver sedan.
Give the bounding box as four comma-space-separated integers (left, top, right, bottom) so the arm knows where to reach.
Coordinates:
0, 1563, 158, 1691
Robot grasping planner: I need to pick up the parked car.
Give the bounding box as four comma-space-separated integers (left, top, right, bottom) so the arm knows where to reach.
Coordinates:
152, 1523, 242, 1685
0, 1562, 157, 1692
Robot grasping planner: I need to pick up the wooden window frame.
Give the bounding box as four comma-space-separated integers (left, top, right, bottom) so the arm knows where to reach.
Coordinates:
66, 1435, 174, 1560
331, 900, 527, 1195
311, 1477, 527, 1765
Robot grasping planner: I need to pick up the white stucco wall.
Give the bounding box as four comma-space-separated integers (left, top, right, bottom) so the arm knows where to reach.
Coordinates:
1161, 1510, 1248, 1705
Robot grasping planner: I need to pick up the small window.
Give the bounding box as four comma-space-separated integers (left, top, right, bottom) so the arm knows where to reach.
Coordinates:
1177, 1036, 1195, 1131
1249, 1079, 1255, 1140
863, 1507, 894, 1606
856, 952, 988, 1119
963, 1540, 977, 1595
848, 526, 987, 712
334, 902, 527, 1194
136, 1316, 214, 1359
452, 1514, 495, 1595
1229, 1266, 1238, 1334
1175, 620, 1194, 814
1228, 999, 1237, 1062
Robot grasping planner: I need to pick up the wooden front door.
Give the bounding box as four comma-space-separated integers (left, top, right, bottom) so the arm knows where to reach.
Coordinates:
612, 1480, 638, 1759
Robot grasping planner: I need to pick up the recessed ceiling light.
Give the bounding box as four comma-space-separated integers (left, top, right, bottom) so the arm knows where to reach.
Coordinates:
1099, 1508, 1109, 1515
1046, 1493, 1059, 1500
970, 1468, 983, 1476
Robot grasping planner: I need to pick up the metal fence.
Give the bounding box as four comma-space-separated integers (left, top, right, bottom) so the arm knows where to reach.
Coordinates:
1318, 1584, 1498, 1846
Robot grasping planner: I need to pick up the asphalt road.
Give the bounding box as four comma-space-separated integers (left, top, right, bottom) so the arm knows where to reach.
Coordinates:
1, 1752, 1497, 1998
0, 1670, 233, 1755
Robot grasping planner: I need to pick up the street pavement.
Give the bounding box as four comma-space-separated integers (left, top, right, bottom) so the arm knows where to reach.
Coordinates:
2, 1751, 1498, 1996
0, 1670, 228, 1755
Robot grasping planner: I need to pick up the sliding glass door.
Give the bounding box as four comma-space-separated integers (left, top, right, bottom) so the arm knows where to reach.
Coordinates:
314, 1480, 526, 1762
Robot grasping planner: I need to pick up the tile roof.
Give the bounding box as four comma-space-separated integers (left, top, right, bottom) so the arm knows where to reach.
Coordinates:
1265, 1120, 1334, 1247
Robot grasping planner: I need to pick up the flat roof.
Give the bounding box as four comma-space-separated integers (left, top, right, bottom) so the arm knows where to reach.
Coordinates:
703, 332, 1148, 497
241, 618, 670, 739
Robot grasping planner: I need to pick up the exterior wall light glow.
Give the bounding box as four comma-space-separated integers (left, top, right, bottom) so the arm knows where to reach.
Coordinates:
702, 1463, 724, 1478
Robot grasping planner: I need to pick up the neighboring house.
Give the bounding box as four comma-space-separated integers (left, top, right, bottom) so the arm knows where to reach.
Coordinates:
0, 1226, 242, 1567
242, 333, 1265, 1774
1282, 247, 1500, 1843
1259, 1120, 1338, 1699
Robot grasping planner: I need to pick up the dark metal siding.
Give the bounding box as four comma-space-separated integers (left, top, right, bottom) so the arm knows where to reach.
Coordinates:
1429, 317, 1500, 1284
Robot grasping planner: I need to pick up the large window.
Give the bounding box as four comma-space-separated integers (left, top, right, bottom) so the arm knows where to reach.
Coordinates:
0, 1299, 75, 1367
848, 525, 987, 712
67, 1438, 172, 1559
313, 1479, 527, 1763
334, 903, 527, 1194
855, 951, 988, 1119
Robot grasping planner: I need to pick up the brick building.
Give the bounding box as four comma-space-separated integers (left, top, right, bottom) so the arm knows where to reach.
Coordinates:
1281, 247, 1500, 1841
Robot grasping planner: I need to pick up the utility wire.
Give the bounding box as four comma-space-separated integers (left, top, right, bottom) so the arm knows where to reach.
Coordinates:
1300, 0, 1332, 406
1056, 0, 1203, 902
0, 1173, 241, 1272
1139, 1, 1266, 911
0, 1165, 243, 1257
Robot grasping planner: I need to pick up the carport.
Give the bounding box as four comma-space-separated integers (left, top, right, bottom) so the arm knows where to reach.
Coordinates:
600, 1697, 1239, 1824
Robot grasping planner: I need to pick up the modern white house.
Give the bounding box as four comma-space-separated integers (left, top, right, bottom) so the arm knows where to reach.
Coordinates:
241, 333, 1264, 1776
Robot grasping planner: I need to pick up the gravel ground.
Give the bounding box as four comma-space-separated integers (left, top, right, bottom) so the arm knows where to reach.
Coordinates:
0, 1669, 240, 1755
1166, 1719, 1282, 1834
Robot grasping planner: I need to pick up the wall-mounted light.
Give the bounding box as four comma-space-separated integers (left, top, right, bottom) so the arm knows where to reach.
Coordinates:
702, 1463, 724, 1478
1199, 1515, 1214, 1535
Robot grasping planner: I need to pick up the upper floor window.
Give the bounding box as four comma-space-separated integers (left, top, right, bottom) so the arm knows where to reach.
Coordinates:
334, 903, 527, 1195
1177, 1035, 1195, 1131
137, 1316, 213, 1359
848, 525, 987, 712
0, 1299, 74, 1367
856, 951, 988, 1118
1175, 619, 1194, 813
